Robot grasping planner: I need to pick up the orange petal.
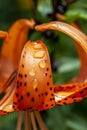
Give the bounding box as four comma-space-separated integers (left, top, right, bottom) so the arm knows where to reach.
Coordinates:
13, 40, 55, 111
35, 21, 87, 53
1, 19, 35, 68
54, 82, 87, 105
0, 31, 8, 38
0, 79, 16, 115
56, 14, 87, 82
0, 69, 17, 93
0, 110, 10, 116
35, 21, 87, 103
70, 23, 87, 82
70, 43, 87, 82
0, 19, 35, 87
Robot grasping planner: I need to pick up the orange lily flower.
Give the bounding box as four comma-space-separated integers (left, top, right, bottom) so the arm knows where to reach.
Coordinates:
1, 20, 87, 129
56, 13, 87, 82
0, 19, 48, 130
35, 21, 87, 105
0, 18, 35, 90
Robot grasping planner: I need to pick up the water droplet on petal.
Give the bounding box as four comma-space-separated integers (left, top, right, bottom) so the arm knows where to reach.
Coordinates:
34, 50, 45, 58
33, 78, 38, 89
34, 44, 43, 49
29, 70, 35, 76
39, 60, 46, 68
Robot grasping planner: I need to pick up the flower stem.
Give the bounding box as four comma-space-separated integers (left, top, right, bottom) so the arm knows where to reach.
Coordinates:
24, 111, 32, 130
16, 111, 23, 130
30, 112, 37, 130
34, 111, 48, 130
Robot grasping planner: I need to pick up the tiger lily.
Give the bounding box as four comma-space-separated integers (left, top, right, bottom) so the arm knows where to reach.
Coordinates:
0, 19, 87, 129
35, 21, 87, 105
0, 19, 48, 130
56, 13, 87, 82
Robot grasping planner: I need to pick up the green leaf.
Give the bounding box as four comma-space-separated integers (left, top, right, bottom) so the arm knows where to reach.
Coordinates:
37, 0, 52, 16
58, 57, 80, 73
65, 0, 87, 21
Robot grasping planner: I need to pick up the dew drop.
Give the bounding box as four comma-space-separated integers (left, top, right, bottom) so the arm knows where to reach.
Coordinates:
34, 44, 43, 49
33, 78, 38, 89
34, 50, 45, 58
29, 70, 35, 76
39, 60, 46, 68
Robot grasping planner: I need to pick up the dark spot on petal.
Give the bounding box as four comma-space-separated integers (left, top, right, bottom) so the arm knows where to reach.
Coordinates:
84, 87, 87, 90
47, 82, 50, 86
31, 97, 34, 102
23, 55, 25, 58
24, 74, 27, 77
35, 88, 38, 91
49, 75, 52, 78
17, 106, 20, 109
20, 96, 23, 100
18, 73, 23, 78
16, 93, 19, 97
51, 93, 54, 96
13, 102, 17, 105
46, 104, 48, 107
20, 82, 22, 86
63, 102, 66, 105
45, 73, 47, 76
18, 73, 21, 77
50, 87, 52, 90
72, 96, 76, 99
80, 91, 84, 94
64, 98, 67, 100
52, 97, 55, 100
17, 85, 19, 88
22, 64, 24, 68
45, 92, 48, 96
50, 98, 53, 101
46, 68, 49, 71
17, 81, 19, 84
38, 94, 40, 97
27, 92, 30, 96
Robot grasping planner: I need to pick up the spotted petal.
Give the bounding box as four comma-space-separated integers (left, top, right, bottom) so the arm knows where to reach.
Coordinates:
35, 21, 87, 104
0, 19, 35, 93
13, 40, 55, 111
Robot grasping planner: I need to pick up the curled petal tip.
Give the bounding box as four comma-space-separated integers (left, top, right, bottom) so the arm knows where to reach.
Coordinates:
35, 21, 87, 53
1, 18, 35, 69
29, 19, 35, 28
19, 18, 35, 29
0, 31, 8, 38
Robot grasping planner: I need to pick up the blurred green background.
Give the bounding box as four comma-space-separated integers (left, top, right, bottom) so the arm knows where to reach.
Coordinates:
0, 0, 87, 130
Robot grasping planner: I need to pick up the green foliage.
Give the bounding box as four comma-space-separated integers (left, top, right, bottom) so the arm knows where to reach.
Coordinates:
65, 0, 87, 21
0, 0, 87, 130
